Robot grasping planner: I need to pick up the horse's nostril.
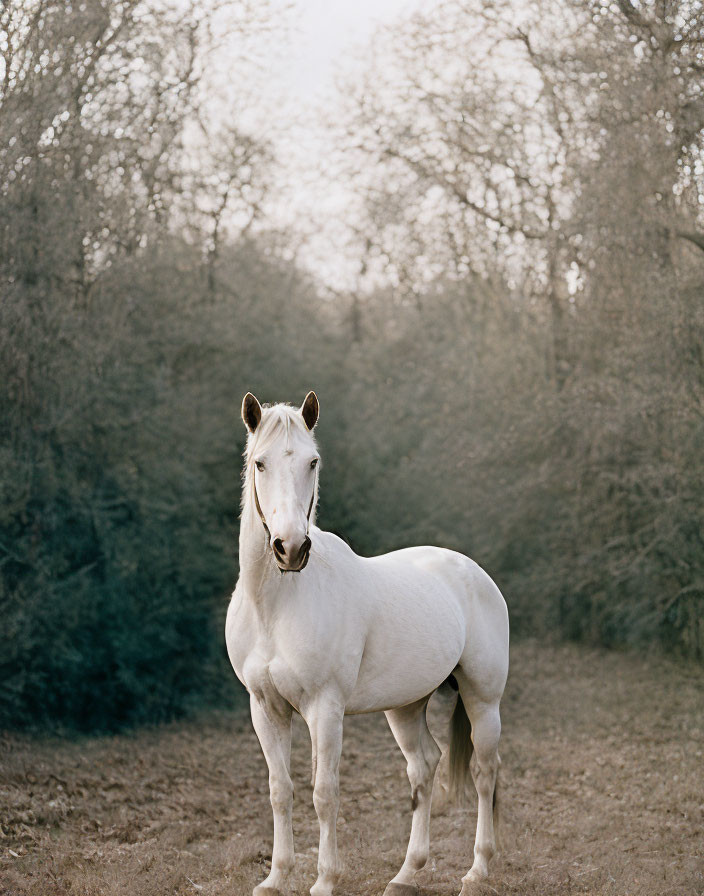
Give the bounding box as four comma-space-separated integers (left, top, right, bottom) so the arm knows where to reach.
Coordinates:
273, 538, 285, 557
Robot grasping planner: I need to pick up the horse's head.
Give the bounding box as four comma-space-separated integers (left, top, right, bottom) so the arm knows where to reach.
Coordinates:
241, 391, 320, 572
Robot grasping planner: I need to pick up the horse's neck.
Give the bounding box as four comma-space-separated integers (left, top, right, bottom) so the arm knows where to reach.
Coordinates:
238, 498, 279, 598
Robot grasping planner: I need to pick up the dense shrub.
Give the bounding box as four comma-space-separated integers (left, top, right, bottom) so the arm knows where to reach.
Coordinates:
1, 0, 702, 732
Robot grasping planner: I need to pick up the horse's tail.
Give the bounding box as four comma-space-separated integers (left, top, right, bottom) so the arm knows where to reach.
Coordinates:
448, 692, 502, 846
493, 762, 501, 850
448, 692, 473, 800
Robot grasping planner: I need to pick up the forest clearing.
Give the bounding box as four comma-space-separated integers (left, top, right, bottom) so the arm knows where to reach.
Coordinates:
3, 3, 704, 894
2, 642, 702, 896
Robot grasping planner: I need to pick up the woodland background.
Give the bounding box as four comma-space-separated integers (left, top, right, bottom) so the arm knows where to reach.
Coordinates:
1, 0, 703, 731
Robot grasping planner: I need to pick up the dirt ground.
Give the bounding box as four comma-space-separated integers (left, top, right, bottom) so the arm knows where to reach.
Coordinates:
1, 641, 702, 896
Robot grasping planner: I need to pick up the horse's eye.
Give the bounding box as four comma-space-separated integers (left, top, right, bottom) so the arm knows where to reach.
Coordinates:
255, 460, 265, 472
310, 458, 319, 469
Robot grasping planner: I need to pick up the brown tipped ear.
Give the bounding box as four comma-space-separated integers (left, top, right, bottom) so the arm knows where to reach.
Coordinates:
300, 391, 319, 430
241, 392, 262, 433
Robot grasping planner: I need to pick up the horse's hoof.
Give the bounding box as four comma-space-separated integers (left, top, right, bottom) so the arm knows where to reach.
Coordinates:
383, 883, 419, 896
253, 886, 282, 896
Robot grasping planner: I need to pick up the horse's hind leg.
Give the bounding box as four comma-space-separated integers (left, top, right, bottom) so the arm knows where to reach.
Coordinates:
455, 677, 502, 892
383, 697, 441, 896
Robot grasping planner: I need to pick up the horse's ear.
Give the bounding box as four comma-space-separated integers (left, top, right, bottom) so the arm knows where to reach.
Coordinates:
300, 391, 319, 430
242, 392, 262, 433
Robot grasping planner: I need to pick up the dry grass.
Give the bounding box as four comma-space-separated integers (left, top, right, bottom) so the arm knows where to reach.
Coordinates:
1, 641, 702, 896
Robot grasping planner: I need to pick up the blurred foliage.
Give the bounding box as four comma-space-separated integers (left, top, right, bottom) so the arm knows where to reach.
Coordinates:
325, 0, 704, 659
1, 0, 703, 731
0, 0, 319, 729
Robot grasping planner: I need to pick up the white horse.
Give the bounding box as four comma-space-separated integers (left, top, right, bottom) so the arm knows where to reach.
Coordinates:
226, 392, 509, 896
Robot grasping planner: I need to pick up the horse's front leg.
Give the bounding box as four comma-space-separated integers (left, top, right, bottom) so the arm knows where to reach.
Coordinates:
250, 695, 294, 896
303, 699, 344, 896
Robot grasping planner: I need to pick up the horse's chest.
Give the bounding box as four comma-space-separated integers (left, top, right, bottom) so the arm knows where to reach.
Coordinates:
226, 601, 305, 708
241, 651, 304, 709
226, 582, 363, 710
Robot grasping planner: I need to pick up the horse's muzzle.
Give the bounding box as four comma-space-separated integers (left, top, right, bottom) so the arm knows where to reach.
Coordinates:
273, 535, 311, 573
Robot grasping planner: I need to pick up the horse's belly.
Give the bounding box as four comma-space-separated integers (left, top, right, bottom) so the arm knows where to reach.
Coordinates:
345, 593, 465, 713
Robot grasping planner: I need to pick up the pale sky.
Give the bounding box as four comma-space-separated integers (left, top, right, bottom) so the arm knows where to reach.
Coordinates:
210, 0, 428, 128
202, 0, 437, 289
263, 0, 424, 104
